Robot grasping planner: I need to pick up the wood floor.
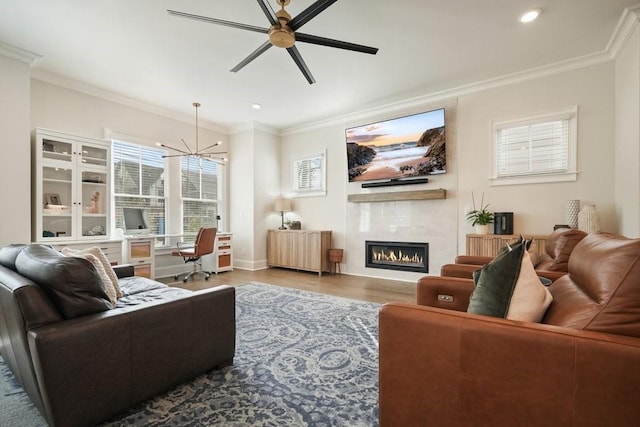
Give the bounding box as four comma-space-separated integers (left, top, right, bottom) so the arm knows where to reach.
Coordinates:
164, 267, 417, 305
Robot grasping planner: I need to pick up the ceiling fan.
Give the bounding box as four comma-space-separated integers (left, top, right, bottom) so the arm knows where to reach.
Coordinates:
167, 0, 379, 84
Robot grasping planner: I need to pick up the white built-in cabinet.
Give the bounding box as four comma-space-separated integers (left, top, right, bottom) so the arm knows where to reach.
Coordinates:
33, 128, 111, 242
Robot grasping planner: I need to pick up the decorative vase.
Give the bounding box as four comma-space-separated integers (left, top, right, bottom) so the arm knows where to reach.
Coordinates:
475, 224, 490, 234
578, 203, 600, 234
565, 199, 580, 228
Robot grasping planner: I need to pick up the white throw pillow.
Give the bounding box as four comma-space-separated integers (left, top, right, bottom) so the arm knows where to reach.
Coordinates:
81, 246, 122, 298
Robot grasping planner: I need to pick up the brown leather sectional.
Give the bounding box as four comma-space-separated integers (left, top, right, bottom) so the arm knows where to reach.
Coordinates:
0, 244, 236, 427
379, 232, 640, 426
441, 228, 588, 282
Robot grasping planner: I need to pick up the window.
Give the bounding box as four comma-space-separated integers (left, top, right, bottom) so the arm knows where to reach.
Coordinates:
181, 156, 219, 239
112, 141, 166, 233
491, 107, 577, 185
292, 151, 326, 197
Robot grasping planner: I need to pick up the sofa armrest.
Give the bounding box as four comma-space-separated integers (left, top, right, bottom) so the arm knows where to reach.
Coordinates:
454, 255, 492, 265
379, 303, 640, 427
440, 263, 479, 279
417, 276, 475, 312
27, 285, 236, 427
113, 263, 134, 278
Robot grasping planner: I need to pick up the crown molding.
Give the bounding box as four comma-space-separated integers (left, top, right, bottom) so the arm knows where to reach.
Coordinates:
229, 121, 278, 136
30, 69, 230, 134
0, 41, 42, 66
607, 4, 640, 60
281, 49, 611, 136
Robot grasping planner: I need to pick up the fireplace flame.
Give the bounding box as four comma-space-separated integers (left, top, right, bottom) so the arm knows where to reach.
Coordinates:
372, 249, 423, 265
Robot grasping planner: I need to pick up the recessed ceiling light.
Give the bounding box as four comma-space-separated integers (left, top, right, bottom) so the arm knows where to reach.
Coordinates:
519, 8, 542, 23
252, 103, 262, 110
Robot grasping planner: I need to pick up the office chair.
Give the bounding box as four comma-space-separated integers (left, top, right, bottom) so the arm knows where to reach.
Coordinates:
172, 227, 217, 282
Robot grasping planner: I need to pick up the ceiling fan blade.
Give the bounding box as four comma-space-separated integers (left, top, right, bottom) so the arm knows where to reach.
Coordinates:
286, 45, 315, 84
256, 0, 279, 26
296, 32, 378, 55
289, 0, 337, 31
167, 10, 268, 35
231, 41, 273, 72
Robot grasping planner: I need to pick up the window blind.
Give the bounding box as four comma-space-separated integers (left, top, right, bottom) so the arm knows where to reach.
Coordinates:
295, 156, 323, 192
113, 142, 165, 197
112, 141, 166, 233
181, 157, 219, 237
496, 118, 569, 178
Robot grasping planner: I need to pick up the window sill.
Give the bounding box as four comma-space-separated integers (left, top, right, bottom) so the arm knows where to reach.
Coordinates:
489, 171, 578, 186
292, 190, 326, 198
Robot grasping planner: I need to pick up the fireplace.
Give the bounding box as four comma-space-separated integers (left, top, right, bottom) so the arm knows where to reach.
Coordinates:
365, 241, 429, 273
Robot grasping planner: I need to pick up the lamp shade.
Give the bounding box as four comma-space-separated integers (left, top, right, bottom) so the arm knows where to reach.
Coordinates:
275, 197, 292, 212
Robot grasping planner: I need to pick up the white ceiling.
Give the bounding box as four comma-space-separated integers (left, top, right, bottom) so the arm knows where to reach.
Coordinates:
0, 0, 637, 132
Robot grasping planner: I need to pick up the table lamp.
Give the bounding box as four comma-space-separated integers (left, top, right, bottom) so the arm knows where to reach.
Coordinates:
275, 197, 292, 230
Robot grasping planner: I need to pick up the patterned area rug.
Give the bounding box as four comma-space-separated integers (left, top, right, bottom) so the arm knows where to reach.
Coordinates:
0, 282, 381, 426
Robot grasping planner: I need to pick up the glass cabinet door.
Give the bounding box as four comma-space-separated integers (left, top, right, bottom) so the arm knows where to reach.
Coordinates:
41, 138, 73, 164
79, 143, 108, 167
80, 169, 108, 238
41, 165, 73, 239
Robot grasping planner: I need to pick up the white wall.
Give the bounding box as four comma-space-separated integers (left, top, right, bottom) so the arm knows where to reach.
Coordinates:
0, 53, 32, 245
229, 125, 280, 270
252, 127, 280, 266
456, 62, 617, 249
280, 62, 618, 279
615, 21, 640, 237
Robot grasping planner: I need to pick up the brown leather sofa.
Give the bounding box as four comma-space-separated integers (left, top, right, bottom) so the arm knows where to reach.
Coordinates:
379, 232, 640, 426
0, 244, 236, 427
441, 227, 587, 282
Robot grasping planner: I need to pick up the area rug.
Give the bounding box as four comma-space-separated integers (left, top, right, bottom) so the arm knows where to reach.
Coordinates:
0, 282, 382, 426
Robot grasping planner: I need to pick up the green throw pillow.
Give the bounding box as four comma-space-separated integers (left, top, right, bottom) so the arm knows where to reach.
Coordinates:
468, 237, 553, 322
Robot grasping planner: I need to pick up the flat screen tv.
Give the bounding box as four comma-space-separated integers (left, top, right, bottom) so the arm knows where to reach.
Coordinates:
122, 207, 150, 235
346, 108, 445, 182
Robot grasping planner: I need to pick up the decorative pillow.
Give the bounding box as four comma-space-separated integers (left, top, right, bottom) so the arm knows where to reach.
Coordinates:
61, 248, 117, 305
60, 246, 122, 298
468, 237, 553, 322
15, 244, 112, 319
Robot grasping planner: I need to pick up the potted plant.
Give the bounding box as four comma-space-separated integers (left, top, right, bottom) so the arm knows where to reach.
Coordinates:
466, 192, 494, 234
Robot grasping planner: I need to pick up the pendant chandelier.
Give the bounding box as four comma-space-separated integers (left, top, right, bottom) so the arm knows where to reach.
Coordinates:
159, 102, 228, 164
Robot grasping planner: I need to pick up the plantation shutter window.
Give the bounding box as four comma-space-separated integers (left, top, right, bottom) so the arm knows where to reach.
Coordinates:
292, 151, 326, 197
491, 107, 577, 186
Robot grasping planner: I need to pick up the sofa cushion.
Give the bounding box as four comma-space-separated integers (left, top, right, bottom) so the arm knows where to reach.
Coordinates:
543, 233, 640, 337
468, 237, 553, 322
115, 276, 192, 308
0, 244, 26, 271
536, 228, 587, 271
15, 244, 112, 319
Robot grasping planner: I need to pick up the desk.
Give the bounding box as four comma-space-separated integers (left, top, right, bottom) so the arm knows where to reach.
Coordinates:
123, 236, 156, 279
124, 233, 233, 278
